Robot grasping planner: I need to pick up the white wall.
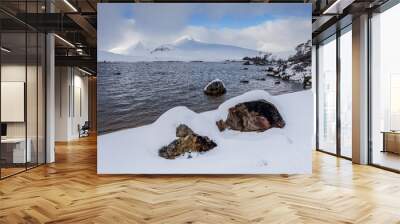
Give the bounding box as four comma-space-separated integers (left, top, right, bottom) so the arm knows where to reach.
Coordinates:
1, 64, 40, 138
55, 67, 89, 141
1, 63, 46, 164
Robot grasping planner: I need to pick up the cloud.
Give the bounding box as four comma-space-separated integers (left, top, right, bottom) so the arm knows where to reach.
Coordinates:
98, 3, 311, 54
130, 4, 195, 35
98, 4, 139, 52
181, 18, 311, 53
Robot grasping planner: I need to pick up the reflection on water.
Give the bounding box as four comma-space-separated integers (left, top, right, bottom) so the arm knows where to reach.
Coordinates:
98, 61, 304, 134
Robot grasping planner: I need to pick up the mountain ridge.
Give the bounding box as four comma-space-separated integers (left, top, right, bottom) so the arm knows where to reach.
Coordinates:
99, 36, 292, 62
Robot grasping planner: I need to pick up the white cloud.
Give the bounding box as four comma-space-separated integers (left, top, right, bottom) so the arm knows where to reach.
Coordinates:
178, 18, 310, 53
98, 4, 311, 54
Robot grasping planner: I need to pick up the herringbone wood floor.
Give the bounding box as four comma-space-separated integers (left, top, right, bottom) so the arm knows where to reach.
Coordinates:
1, 135, 400, 224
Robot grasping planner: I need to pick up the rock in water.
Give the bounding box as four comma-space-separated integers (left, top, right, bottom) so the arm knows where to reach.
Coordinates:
216, 100, 285, 132
159, 124, 217, 159
203, 79, 226, 96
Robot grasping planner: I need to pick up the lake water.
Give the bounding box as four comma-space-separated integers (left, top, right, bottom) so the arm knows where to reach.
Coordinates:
98, 61, 304, 134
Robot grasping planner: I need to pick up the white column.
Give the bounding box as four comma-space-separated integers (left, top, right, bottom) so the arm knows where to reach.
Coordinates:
46, 32, 55, 163
312, 45, 317, 150
352, 14, 369, 164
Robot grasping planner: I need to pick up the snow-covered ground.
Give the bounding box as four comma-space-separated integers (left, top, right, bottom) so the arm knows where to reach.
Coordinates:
266, 63, 311, 83
98, 90, 314, 174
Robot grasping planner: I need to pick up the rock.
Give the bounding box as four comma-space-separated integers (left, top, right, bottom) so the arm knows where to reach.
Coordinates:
242, 67, 249, 70
255, 78, 266, 81
216, 120, 227, 131
303, 76, 312, 89
274, 81, 281, 85
282, 75, 290, 81
266, 73, 275, 77
240, 80, 249, 84
159, 125, 217, 159
204, 79, 226, 96
243, 61, 251, 65
216, 100, 285, 132
176, 124, 194, 137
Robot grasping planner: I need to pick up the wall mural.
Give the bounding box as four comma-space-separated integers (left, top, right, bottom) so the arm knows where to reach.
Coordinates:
97, 3, 313, 174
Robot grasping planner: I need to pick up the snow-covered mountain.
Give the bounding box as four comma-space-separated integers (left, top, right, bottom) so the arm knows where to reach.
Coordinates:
99, 36, 265, 62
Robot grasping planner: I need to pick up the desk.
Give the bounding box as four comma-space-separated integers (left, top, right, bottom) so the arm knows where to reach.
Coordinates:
382, 131, 400, 155
1, 138, 31, 163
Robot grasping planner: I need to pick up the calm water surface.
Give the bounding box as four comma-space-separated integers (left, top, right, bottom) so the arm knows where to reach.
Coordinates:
98, 61, 303, 134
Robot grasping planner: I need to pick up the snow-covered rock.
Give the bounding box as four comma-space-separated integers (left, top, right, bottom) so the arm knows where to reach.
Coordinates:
159, 125, 217, 160
98, 90, 314, 174
203, 79, 226, 96
283, 62, 311, 82
216, 100, 285, 132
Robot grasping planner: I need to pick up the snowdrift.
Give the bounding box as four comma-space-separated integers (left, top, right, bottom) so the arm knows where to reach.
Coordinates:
98, 90, 314, 174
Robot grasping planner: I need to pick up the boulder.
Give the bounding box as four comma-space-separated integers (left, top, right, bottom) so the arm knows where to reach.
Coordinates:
240, 80, 249, 84
243, 61, 251, 65
303, 76, 312, 89
204, 79, 226, 96
216, 100, 285, 132
159, 125, 217, 159
176, 124, 194, 137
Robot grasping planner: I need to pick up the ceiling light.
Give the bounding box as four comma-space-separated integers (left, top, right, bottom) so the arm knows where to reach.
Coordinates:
1, 47, 11, 53
54, 34, 75, 48
63, 0, 78, 12
78, 67, 92, 76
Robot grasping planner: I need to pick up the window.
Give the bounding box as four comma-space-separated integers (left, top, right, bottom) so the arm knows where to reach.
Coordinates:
339, 27, 352, 158
317, 35, 337, 154
0, 2, 46, 179
370, 3, 400, 171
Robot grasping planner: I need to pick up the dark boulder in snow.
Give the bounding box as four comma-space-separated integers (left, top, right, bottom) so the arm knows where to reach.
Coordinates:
159, 125, 217, 159
240, 80, 249, 84
204, 79, 226, 96
303, 76, 312, 89
216, 100, 285, 132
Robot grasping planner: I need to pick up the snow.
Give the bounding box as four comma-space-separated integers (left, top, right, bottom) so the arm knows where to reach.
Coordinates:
284, 63, 311, 82
98, 90, 314, 174
173, 35, 195, 45
265, 63, 311, 83
99, 36, 265, 62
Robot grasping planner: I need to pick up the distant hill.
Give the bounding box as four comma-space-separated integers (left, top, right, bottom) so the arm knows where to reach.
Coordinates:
98, 36, 267, 62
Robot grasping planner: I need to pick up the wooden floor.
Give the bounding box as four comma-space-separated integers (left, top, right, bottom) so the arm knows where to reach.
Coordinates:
1, 136, 400, 224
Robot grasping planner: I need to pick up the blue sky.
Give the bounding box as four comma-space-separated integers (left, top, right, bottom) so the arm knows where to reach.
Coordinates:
98, 3, 311, 54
